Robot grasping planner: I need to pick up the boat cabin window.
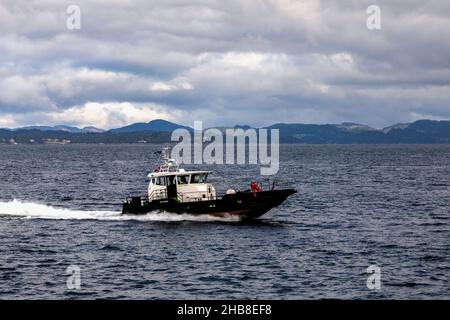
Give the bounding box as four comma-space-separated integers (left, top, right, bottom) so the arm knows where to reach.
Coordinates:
155, 177, 165, 186
177, 175, 189, 185
190, 173, 208, 184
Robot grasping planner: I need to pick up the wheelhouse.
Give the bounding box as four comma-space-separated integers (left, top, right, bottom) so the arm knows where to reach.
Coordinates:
147, 170, 216, 202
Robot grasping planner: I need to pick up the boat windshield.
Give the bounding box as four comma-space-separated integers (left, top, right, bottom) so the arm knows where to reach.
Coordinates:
190, 173, 208, 184
155, 177, 165, 185
177, 175, 189, 185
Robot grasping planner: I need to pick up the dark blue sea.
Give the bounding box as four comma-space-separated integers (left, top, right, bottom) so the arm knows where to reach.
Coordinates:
0, 144, 448, 299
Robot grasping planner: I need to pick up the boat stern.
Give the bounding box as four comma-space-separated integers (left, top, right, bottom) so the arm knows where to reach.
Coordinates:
122, 196, 145, 214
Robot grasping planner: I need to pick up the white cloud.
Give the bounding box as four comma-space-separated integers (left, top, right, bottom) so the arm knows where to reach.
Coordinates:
0, 75, 56, 111
0, 114, 16, 127
150, 80, 194, 91
45, 102, 182, 129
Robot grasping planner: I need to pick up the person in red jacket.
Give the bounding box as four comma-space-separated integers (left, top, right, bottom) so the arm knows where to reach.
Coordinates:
250, 181, 262, 197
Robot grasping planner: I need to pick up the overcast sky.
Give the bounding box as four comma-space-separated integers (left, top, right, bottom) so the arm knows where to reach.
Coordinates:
1, 0, 449, 129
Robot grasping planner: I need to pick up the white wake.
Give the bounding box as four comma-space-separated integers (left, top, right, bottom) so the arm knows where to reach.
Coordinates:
0, 199, 241, 222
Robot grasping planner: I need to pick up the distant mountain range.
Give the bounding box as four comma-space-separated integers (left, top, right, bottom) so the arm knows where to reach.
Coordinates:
10, 125, 105, 133
264, 120, 450, 143
1, 119, 450, 144
109, 119, 192, 133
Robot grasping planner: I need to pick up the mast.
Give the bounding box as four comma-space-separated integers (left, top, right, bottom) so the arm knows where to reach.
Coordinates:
155, 145, 179, 173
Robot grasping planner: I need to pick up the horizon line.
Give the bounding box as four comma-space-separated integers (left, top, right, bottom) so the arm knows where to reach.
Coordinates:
1, 118, 450, 132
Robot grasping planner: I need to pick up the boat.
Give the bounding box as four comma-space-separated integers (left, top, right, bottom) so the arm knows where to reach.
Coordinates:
122, 146, 296, 218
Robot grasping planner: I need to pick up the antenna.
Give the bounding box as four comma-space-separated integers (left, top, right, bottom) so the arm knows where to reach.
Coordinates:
153, 145, 178, 172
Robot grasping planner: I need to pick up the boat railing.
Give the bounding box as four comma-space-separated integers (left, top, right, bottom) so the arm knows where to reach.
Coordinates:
124, 195, 149, 207
176, 191, 218, 202
127, 190, 220, 204
148, 189, 168, 200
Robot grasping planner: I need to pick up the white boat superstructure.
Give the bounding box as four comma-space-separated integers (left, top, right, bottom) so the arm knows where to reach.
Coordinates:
147, 146, 217, 203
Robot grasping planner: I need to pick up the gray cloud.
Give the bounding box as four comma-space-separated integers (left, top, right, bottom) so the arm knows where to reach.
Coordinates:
0, 0, 449, 129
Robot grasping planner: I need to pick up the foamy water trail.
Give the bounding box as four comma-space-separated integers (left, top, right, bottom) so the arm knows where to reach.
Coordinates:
0, 199, 241, 222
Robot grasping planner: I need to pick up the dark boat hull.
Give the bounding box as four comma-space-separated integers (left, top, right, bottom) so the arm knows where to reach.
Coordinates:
122, 189, 296, 219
